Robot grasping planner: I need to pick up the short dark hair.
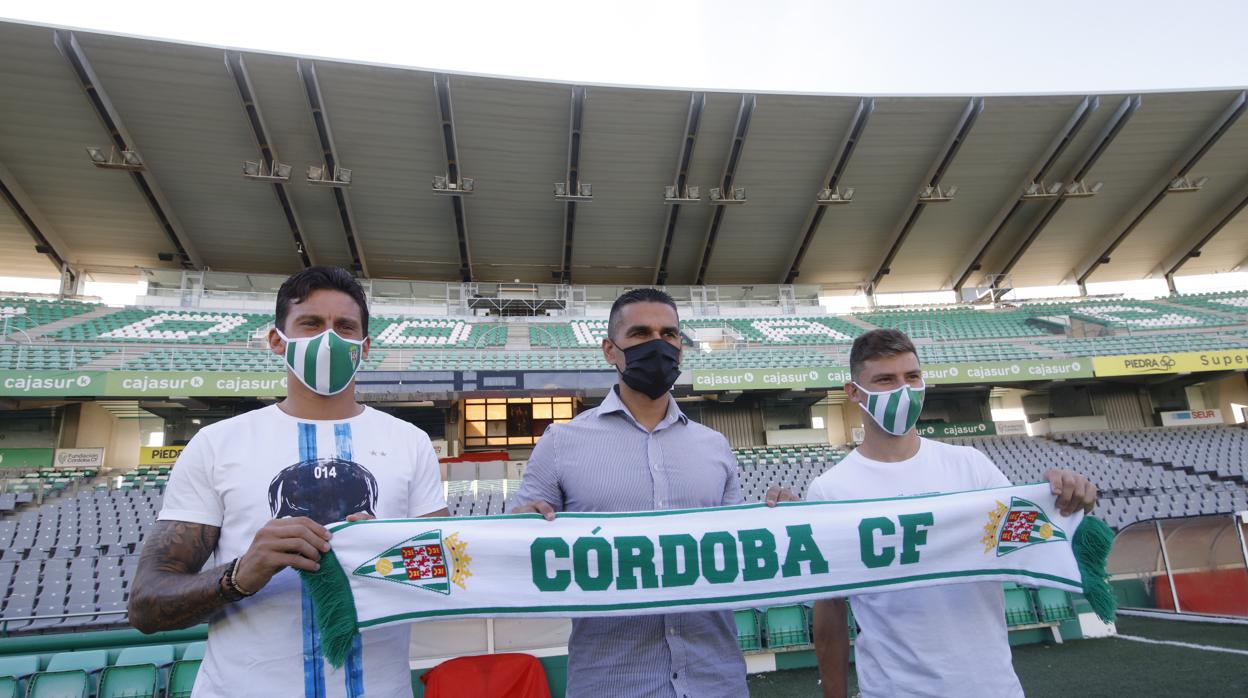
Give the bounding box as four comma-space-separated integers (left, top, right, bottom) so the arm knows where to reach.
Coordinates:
849, 329, 918, 380
275, 266, 370, 334
607, 288, 678, 341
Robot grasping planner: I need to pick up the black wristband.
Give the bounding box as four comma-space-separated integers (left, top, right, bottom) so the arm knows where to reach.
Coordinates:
218, 560, 245, 603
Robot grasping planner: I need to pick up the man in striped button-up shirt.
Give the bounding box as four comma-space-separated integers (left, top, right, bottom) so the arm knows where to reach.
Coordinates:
512, 289, 795, 697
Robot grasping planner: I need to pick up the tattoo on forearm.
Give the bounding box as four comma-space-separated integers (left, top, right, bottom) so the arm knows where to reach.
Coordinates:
129, 520, 228, 632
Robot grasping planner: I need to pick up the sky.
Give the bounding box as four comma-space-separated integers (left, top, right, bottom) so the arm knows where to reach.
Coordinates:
4, 0, 1247, 96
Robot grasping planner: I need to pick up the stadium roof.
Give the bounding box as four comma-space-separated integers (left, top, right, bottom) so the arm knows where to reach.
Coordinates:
1, 20, 1246, 294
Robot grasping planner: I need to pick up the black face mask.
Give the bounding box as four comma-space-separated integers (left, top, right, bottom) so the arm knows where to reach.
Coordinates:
613, 338, 682, 400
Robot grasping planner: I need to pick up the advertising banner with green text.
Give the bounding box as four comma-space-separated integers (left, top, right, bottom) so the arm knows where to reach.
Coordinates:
916, 422, 997, 438
0, 371, 288, 398
691, 358, 1092, 392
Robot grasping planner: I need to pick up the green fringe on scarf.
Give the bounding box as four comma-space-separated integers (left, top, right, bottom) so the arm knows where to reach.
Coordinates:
300, 549, 360, 668
1073, 516, 1117, 623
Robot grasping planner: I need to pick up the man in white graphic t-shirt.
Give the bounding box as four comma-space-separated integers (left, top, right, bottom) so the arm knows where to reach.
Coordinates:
808, 329, 1097, 698
130, 267, 448, 698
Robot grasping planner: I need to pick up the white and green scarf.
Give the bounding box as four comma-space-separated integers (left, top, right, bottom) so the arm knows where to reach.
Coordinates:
302, 482, 1114, 666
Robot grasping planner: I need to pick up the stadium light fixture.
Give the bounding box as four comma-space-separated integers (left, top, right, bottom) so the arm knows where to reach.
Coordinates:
85, 146, 145, 171
242, 159, 293, 183
816, 186, 855, 205
1063, 180, 1103, 199
664, 184, 702, 204
708, 186, 746, 205
1021, 181, 1069, 200
308, 164, 352, 187
917, 184, 956, 203
1166, 175, 1209, 194
554, 181, 593, 202
432, 173, 474, 196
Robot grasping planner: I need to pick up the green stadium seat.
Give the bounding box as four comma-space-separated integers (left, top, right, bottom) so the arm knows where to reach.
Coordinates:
1004, 586, 1039, 626
734, 609, 761, 651
115, 646, 175, 668
1034, 588, 1075, 623
97, 664, 158, 698
166, 661, 200, 698
45, 651, 108, 674
764, 605, 810, 648
0, 655, 38, 698
179, 643, 206, 661
24, 670, 89, 698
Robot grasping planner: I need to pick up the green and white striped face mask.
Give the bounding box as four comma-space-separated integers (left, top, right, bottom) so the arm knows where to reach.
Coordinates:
276, 328, 366, 396
853, 380, 925, 436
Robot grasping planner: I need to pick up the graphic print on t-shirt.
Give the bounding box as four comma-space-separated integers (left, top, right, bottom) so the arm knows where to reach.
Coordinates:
268, 455, 379, 525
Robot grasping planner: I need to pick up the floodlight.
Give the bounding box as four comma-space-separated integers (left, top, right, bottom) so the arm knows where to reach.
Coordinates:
709, 187, 723, 200
919, 186, 934, 199
86, 147, 107, 163
554, 182, 567, 197
943, 185, 958, 198
665, 185, 677, 199
433, 175, 448, 190
1048, 182, 1064, 195
308, 165, 325, 181
1025, 183, 1040, 196
273, 162, 293, 179
121, 150, 143, 166
579, 183, 592, 197
461, 178, 475, 192
1089, 181, 1104, 194
686, 186, 700, 199
243, 161, 261, 177
335, 167, 352, 185
734, 186, 746, 200
818, 188, 833, 200
1193, 176, 1209, 188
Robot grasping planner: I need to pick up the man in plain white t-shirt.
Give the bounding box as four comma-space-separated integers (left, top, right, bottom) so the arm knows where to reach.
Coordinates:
808, 329, 1098, 698
129, 267, 448, 698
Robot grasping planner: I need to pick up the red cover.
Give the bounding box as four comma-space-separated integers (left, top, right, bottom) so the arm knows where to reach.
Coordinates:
421, 653, 551, 698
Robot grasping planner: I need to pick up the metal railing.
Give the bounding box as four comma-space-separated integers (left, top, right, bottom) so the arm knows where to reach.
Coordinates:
0, 610, 129, 636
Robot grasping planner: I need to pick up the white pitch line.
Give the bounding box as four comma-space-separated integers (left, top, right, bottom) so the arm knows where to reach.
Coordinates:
1116, 634, 1248, 656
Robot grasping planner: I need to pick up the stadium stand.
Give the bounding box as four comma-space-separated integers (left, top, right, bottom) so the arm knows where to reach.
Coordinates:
0, 643, 204, 698
120, 347, 386, 372
857, 307, 1053, 339
529, 320, 606, 348
1037, 331, 1248, 357
0, 345, 114, 370
1051, 425, 1248, 481
946, 433, 1248, 530
682, 316, 859, 345
49, 309, 270, 344
859, 298, 1240, 340
1035, 300, 1234, 330
0, 298, 97, 332
408, 351, 604, 371
371, 318, 505, 348
912, 342, 1044, 362
1163, 291, 1248, 318
530, 316, 861, 348
682, 349, 832, 370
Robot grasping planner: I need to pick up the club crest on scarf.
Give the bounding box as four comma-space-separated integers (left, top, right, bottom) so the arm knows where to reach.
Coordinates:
982, 497, 1067, 556
354, 529, 472, 594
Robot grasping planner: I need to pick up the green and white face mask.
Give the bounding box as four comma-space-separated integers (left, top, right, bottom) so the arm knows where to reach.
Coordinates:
276, 328, 366, 396
853, 380, 926, 437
